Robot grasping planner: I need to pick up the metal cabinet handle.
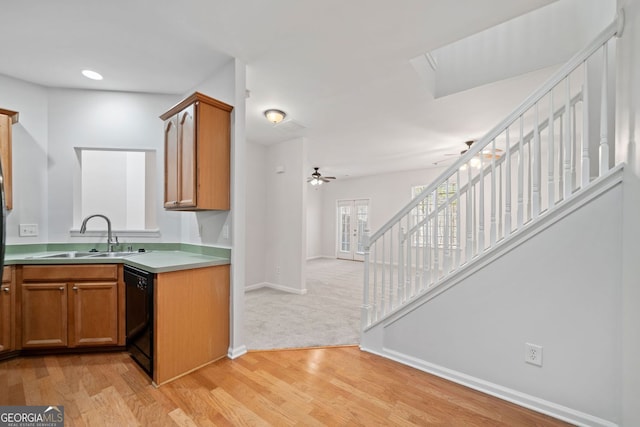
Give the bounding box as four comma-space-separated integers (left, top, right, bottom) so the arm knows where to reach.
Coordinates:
2, 287, 9, 293
72, 286, 78, 290
59, 286, 65, 291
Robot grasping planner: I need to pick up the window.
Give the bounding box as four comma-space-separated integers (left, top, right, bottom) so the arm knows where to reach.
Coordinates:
411, 183, 458, 248
74, 148, 158, 234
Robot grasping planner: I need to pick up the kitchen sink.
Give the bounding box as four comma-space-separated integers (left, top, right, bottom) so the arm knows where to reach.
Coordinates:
37, 251, 145, 259
88, 251, 141, 258
38, 251, 102, 258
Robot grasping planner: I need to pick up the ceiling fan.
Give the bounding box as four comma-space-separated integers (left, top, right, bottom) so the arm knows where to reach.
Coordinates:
307, 167, 335, 186
433, 140, 503, 167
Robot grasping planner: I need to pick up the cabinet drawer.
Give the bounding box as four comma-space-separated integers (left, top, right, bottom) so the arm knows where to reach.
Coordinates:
22, 265, 118, 281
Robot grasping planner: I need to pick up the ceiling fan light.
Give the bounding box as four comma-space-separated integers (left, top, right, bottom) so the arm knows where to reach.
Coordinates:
470, 157, 481, 168
264, 109, 286, 124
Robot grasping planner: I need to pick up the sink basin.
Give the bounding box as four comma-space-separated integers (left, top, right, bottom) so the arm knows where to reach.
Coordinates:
88, 251, 140, 258
38, 251, 101, 259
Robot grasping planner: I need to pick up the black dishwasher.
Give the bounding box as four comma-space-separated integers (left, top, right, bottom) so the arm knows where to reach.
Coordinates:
125, 265, 154, 378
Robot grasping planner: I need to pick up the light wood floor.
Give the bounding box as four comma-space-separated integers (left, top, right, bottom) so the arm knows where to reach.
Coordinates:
0, 346, 571, 426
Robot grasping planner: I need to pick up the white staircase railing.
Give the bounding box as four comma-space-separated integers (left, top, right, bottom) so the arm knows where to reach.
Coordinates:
362, 15, 623, 329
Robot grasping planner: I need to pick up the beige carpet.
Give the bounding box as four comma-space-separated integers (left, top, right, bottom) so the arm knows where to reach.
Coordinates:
244, 258, 363, 350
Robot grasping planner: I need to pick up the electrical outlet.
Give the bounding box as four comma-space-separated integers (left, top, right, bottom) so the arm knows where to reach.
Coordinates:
525, 343, 543, 367
222, 224, 230, 239
276, 266, 281, 276
19, 224, 38, 237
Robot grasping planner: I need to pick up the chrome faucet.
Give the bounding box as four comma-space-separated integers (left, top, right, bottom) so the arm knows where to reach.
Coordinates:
80, 214, 116, 252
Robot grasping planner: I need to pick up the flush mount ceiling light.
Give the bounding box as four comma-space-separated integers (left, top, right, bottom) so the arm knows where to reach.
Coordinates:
264, 109, 286, 124
81, 69, 103, 80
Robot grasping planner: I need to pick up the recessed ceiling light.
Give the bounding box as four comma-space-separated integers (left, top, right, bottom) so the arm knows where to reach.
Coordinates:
82, 69, 103, 80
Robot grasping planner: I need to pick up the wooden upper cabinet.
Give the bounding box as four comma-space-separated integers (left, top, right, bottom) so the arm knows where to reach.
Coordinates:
160, 92, 232, 211
0, 108, 18, 210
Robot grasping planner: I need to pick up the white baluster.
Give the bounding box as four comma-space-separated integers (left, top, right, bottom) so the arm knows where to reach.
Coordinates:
443, 180, 450, 274
372, 242, 378, 322
422, 207, 428, 289
505, 128, 512, 237
362, 228, 371, 328
600, 42, 609, 176
490, 139, 497, 247
532, 102, 541, 218
466, 166, 473, 261
582, 65, 590, 186
527, 133, 532, 221
425, 205, 431, 286
517, 117, 524, 229
405, 214, 411, 301
382, 232, 393, 316
380, 233, 388, 316
498, 158, 503, 241
559, 105, 565, 199
397, 226, 404, 308
548, 90, 555, 208
432, 190, 439, 279
456, 170, 461, 269
479, 155, 485, 252
572, 103, 578, 189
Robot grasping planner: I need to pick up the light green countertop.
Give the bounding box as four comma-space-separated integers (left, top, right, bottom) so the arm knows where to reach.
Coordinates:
4, 244, 230, 274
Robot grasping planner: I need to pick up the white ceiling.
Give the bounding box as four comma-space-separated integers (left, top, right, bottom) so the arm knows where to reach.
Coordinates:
0, 0, 561, 178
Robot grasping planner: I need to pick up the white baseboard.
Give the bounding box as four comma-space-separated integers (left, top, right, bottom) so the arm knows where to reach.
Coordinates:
306, 254, 340, 261
244, 282, 308, 295
360, 345, 618, 427
228, 345, 247, 359
245, 282, 268, 291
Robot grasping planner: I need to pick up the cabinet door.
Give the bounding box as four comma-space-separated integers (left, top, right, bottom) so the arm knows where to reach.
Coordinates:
0, 113, 13, 210
21, 283, 68, 348
178, 103, 196, 207
0, 283, 11, 353
164, 116, 179, 208
69, 282, 118, 347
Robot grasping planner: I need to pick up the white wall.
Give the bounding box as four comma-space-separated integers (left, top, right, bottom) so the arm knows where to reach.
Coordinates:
306, 184, 323, 259
178, 59, 238, 248
0, 74, 49, 245
320, 167, 447, 257
245, 141, 267, 286
431, 0, 617, 98
263, 138, 307, 293
615, 1, 640, 424
370, 182, 623, 424
46, 88, 180, 245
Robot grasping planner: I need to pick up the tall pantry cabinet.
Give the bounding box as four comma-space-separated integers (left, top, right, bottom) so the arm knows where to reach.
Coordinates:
160, 92, 233, 211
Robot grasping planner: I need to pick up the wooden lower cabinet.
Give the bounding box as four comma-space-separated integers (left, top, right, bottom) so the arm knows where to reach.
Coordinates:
0, 267, 15, 354
19, 265, 122, 350
154, 264, 229, 385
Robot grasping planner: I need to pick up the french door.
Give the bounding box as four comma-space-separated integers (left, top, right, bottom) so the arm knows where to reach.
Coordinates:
337, 199, 370, 261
